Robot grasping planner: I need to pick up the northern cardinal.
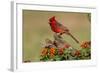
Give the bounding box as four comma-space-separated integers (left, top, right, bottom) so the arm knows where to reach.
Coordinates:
49, 16, 79, 43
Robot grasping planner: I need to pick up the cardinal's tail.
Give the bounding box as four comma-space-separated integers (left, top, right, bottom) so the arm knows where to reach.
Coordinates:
67, 32, 79, 44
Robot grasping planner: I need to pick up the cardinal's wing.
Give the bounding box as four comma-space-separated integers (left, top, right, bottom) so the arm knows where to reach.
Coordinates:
56, 21, 62, 26
56, 21, 69, 32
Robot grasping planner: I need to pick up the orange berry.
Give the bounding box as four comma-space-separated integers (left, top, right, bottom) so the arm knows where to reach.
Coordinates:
81, 41, 91, 48
41, 48, 48, 56
49, 48, 55, 58
50, 48, 55, 54
58, 48, 64, 55
74, 50, 81, 56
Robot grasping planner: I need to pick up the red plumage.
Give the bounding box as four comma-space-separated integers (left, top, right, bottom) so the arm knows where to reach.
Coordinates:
49, 16, 67, 34
49, 16, 79, 44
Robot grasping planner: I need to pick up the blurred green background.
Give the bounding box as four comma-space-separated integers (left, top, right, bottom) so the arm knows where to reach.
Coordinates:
23, 10, 91, 62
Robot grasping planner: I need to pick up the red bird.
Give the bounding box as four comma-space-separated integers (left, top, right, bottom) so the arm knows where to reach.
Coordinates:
49, 16, 79, 43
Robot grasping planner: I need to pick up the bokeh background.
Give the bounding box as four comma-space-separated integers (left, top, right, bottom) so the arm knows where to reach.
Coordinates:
23, 10, 91, 62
